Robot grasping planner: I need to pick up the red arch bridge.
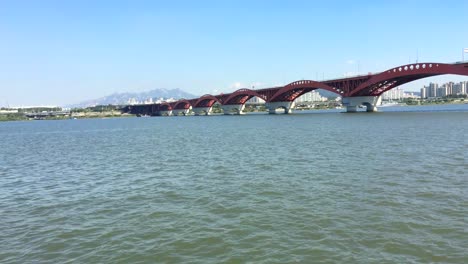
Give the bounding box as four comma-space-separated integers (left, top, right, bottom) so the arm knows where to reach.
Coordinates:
122, 62, 468, 115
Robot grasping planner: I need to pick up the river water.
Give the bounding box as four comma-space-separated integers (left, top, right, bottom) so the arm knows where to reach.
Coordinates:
1, 104, 467, 263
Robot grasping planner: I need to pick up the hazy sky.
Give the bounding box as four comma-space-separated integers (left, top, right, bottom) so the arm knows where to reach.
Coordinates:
1, 0, 468, 106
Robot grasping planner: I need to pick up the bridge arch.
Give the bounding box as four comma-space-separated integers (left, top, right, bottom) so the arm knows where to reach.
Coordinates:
268, 80, 341, 102
350, 62, 468, 96
159, 102, 172, 111
193, 94, 222, 108
172, 99, 192, 109
223, 89, 267, 105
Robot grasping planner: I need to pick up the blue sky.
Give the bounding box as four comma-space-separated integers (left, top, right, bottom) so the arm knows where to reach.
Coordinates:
1, 0, 468, 106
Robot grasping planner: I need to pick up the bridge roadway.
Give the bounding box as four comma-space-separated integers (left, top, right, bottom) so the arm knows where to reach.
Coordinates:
122, 61, 468, 116
25, 111, 71, 119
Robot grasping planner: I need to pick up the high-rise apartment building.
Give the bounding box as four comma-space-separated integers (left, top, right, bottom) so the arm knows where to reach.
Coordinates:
452, 81, 467, 95
420, 87, 427, 99
382, 87, 404, 100
295, 90, 325, 103
436, 86, 447, 97
427, 82, 438, 98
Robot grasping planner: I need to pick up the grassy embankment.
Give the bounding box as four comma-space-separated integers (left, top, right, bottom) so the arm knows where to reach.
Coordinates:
0, 113, 28, 122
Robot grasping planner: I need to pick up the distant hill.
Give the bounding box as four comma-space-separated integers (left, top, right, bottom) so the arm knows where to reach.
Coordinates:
316, 89, 341, 98
67, 88, 197, 108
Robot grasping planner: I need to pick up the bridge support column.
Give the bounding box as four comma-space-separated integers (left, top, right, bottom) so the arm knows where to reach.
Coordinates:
266, 101, 295, 114
221, 104, 245, 115
342, 96, 381, 113
172, 109, 190, 116
159, 110, 173, 116
193, 107, 213, 116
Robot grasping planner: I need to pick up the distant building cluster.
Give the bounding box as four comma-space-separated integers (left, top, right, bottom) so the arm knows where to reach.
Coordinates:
246, 90, 327, 104
127, 97, 177, 105
0, 109, 18, 114
246, 97, 265, 104
420, 81, 467, 99
381, 88, 419, 101
295, 90, 327, 103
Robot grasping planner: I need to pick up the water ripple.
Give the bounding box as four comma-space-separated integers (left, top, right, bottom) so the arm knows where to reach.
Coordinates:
1, 110, 467, 263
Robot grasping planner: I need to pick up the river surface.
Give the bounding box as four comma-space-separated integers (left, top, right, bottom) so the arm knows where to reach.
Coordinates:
1, 104, 467, 263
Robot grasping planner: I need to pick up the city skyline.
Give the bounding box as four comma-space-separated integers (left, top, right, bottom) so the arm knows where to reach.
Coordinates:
420, 80, 467, 99
1, 0, 468, 106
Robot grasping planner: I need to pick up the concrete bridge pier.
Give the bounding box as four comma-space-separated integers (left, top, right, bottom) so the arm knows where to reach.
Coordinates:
221, 104, 245, 115
159, 110, 173, 116
172, 109, 190, 116
342, 96, 381, 113
193, 107, 213, 116
266, 101, 295, 114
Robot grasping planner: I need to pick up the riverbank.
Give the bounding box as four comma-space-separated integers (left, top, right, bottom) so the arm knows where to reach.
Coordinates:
0, 111, 133, 122
2, 101, 467, 122
0, 113, 29, 122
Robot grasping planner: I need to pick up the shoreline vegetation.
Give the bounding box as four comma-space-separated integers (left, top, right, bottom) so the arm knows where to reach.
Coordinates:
0, 105, 131, 122
0, 97, 466, 122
